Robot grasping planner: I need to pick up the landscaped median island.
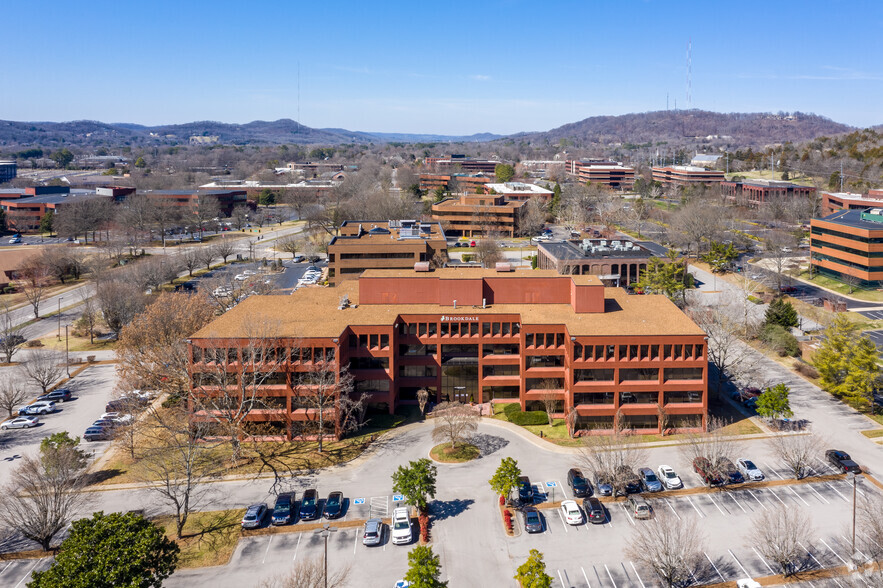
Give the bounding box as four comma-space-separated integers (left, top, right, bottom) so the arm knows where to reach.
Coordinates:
429, 442, 479, 463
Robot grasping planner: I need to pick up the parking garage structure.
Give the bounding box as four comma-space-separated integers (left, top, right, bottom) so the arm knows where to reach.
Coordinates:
188, 267, 708, 438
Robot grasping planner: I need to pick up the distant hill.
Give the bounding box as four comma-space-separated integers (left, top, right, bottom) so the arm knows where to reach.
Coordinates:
516, 110, 855, 148
365, 132, 502, 143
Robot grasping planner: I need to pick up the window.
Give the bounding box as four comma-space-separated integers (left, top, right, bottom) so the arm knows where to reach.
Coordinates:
695, 344, 703, 357
664, 391, 702, 404
663, 344, 672, 359
526, 355, 564, 367
261, 396, 287, 409
355, 379, 390, 393
370, 334, 378, 349
525, 334, 534, 347
669, 414, 702, 429
621, 414, 658, 429
619, 368, 658, 382
419, 323, 427, 336
574, 415, 614, 431
573, 343, 583, 360
556, 333, 564, 347
674, 344, 683, 359
482, 322, 491, 336
400, 343, 437, 356
619, 391, 658, 404
501, 322, 510, 336
482, 343, 519, 356
482, 364, 520, 377
263, 373, 288, 386
575, 369, 615, 382
359, 334, 368, 348
470, 322, 479, 336
526, 378, 564, 390
399, 365, 438, 378
664, 368, 703, 381
483, 386, 519, 399
440, 324, 450, 336
349, 357, 389, 370
380, 334, 389, 349
526, 399, 563, 413
302, 348, 313, 363
650, 345, 659, 359
573, 392, 615, 405
492, 322, 501, 336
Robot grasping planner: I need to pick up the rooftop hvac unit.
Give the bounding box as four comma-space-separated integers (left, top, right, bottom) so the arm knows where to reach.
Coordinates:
495, 262, 513, 272
414, 262, 430, 272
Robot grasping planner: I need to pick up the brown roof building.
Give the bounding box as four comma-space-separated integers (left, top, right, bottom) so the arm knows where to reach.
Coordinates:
1, 189, 112, 233
566, 160, 636, 189
431, 193, 526, 237
652, 165, 725, 186
188, 267, 708, 438
327, 220, 447, 286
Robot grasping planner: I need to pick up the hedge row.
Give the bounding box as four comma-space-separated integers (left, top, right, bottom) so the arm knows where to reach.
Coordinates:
507, 410, 549, 426
502, 403, 522, 415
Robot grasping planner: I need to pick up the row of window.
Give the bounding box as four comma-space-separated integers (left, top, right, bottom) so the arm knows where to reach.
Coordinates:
525, 333, 566, 348
812, 226, 883, 244
573, 414, 702, 431
812, 252, 882, 272
575, 367, 703, 383
811, 237, 883, 258
572, 391, 702, 405
573, 343, 704, 362
193, 346, 336, 364
350, 334, 391, 350
339, 252, 418, 260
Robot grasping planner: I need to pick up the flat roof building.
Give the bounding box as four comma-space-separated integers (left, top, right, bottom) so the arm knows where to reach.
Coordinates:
425, 155, 501, 174
484, 182, 554, 202
327, 220, 447, 286
0, 160, 16, 183
721, 179, 816, 207
810, 208, 883, 286
536, 238, 656, 286
419, 173, 492, 193
652, 165, 725, 186
821, 190, 883, 216
142, 189, 248, 216
188, 267, 708, 438
566, 160, 635, 189
431, 192, 526, 238
0, 189, 110, 232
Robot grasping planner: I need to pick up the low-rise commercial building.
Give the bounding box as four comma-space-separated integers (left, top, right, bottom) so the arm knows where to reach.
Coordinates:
483, 182, 553, 203
652, 165, 725, 186
327, 220, 447, 285
536, 239, 654, 286
425, 155, 500, 174
810, 208, 883, 286
0, 160, 16, 183
821, 190, 883, 216
419, 173, 492, 193
431, 192, 525, 237
566, 160, 635, 189
721, 179, 816, 207
188, 267, 708, 438
0, 189, 110, 232
142, 189, 248, 216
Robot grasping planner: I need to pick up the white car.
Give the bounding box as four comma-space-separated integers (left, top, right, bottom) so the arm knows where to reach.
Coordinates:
736, 458, 765, 481
560, 500, 583, 525
100, 412, 133, 424
657, 465, 683, 490
531, 235, 550, 242
18, 401, 57, 416
234, 274, 248, 281
391, 507, 412, 545
1, 416, 40, 429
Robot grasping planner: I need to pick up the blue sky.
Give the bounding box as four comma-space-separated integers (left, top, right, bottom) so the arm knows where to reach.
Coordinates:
4, 0, 882, 134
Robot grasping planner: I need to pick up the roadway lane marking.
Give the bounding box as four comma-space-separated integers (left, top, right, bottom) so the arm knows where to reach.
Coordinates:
704, 552, 726, 582
603, 564, 617, 588
262, 535, 274, 564
747, 490, 768, 511
686, 496, 705, 518
728, 549, 750, 578
787, 486, 810, 506
664, 498, 681, 520
629, 561, 646, 588
751, 546, 776, 575
13, 561, 39, 588
807, 484, 830, 504
581, 566, 591, 587
293, 532, 302, 562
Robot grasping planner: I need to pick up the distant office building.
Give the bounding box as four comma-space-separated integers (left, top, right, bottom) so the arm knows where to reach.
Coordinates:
690, 154, 722, 168
200, 179, 341, 200
96, 186, 137, 201
536, 238, 654, 286
0, 160, 16, 183
565, 160, 635, 189
431, 192, 526, 237
720, 179, 816, 207
419, 173, 492, 193
810, 208, 883, 286
821, 190, 883, 216
143, 189, 248, 215
483, 182, 553, 203
425, 155, 501, 174
652, 165, 725, 186
0, 189, 110, 232
327, 220, 447, 286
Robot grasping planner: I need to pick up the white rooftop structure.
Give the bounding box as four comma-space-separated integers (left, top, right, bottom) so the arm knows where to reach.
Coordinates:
484, 182, 553, 195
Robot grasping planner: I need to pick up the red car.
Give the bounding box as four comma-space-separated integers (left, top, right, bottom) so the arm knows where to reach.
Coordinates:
693, 457, 724, 486
470, 240, 476, 247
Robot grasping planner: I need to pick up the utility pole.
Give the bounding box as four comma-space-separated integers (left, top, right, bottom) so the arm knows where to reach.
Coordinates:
840, 161, 844, 192
57, 296, 63, 340
64, 325, 70, 377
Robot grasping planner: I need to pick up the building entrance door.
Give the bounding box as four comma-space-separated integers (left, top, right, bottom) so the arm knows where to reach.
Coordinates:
440, 344, 479, 403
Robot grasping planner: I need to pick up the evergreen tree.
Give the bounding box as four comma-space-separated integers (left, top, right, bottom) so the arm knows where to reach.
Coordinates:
39, 211, 54, 235
755, 383, 794, 420
550, 183, 562, 217
765, 298, 798, 328
488, 457, 521, 499
699, 241, 738, 273
495, 163, 515, 183
404, 545, 447, 588
514, 549, 553, 588
813, 314, 879, 409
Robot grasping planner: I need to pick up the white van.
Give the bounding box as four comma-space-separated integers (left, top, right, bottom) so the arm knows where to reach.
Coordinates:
391, 507, 412, 545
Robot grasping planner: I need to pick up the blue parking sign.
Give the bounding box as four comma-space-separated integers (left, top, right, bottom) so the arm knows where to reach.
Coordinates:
392, 494, 405, 502
545, 481, 557, 488
354, 498, 365, 505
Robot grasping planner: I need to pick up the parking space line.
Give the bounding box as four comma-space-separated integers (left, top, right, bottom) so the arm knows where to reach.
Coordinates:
840, 535, 869, 562
807, 484, 830, 504
353, 528, 358, 554
603, 564, 617, 587
293, 532, 302, 562
798, 541, 824, 570
619, 503, 635, 526
603, 509, 613, 527
707, 494, 727, 516
826, 483, 849, 502
760, 461, 784, 480
556, 509, 569, 533
557, 569, 565, 587
768, 488, 788, 508
686, 496, 705, 518
556, 480, 567, 500
727, 492, 746, 513
728, 549, 750, 578
819, 538, 849, 566
751, 546, 776, 575
787, 486, 810, 506
13, 561, 38, 588
629, 562, 646, 588
664, 498, 681, 520
581, 566, 591, 587
747, 489, 768, 511
0, 562, 10, 576
704, 552, 726, 583
262, 535, 274, 564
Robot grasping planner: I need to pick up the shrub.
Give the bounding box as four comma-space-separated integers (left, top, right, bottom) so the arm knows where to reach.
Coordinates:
794, 361, 818, 378
747, 295, 763, 304
461, 254, 475, 263
25, 339, 43, 348
502, 403, 522, 415
507, 411, 549, 426
499, 495, 505, 506
761, 324, 800, 357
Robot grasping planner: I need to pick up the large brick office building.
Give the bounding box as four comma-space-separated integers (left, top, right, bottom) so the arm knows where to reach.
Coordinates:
652, 165, 725, 186
565, 160, 636, 189
720, 179, 816, 207
188, 267, 708, 438
536, 238, 655, 286
820, 190, 883, 216
810, 208, 883, 286
431, 192, 526, 237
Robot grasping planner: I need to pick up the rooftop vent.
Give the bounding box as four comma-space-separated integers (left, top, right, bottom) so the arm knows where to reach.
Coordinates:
338, 295, 350, 310
495, 262, 512, 272
414, 262, 430, 272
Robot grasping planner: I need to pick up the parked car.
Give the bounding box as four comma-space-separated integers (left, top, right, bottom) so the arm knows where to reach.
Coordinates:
18, 401, 57, 416
91, 418, 118, 429
627, 495, 652, 520
299, 489, 319, 520
391, 507, 412, 545
560, 500, 583, 525
323, 491, 343, 519
718, 458, 745, 484
593, 472, 613, 496
83, 426, 111, 441
523, 507, 543, 533
616, 465, 641, 495
693, 457, 724, 486
826, 449, 862, 474
37, 389, 72, 403
638, 467, 663, 492
362, 518, 384, 546
657, 465, 683, 490
736, 458, 765, 481
8, 236, 22, 244
731, 387, 762, 402
241, 503, 267, 529
566, 468, 592, 498
0, 334, 26, 347
292, 255, 305, 263
583, 497, 606, 524
517, 476, 534, 504
271, 493, 294, 525
1, 416, 39, 429
100, 412, 133, 424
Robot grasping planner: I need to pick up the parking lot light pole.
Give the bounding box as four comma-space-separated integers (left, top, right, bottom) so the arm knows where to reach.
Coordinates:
57, 296, 63, 340
314, 523, 337, 588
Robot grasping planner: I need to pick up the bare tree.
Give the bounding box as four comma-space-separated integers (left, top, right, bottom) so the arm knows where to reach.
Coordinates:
276, 235, 303, 259
198, 268, 273, 313
689, 303, 760, 395
856, 491, 883, 566
180, 247, 201, 277
18, 262, 52, 319
765, 229, 800, 292
580, 411, 648, 496
0, 301, 25, 363
196, 244, 219, 271
417, 388, 430, 416
257, 557, 351, 588
96, 279, 147, 337
0, 436, 88, 550
150, 198, 182, 247
191, 194, 222, 238
135, 407, 221, 539
753, 507, 814, 576
625, 509, 706, 587
430, 401, 478, 449
669, 200, 726, 256
78, 289, 99, 344
680, 416, 743, 485
842, 273, 861, 294
475, 235, 503, 268
229, 205, 250, 231
0, 375, 28, 419
539, 386, 559, 426
296, 362, 354, 453
517, 197, 547, 237
21, 351, 66, 394
768, 432, 819, 479
214, 237, 236, 264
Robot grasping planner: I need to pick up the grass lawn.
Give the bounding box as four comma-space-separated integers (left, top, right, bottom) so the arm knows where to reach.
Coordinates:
155, 509, 245, 568
861, 428, 883, 439
429, 442, 480, 463
795, 270, 883, 302
31, 333, 116, 353
865, 414, 883, 427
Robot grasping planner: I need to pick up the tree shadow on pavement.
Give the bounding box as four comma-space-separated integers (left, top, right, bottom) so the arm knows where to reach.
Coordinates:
470, 433, 509, 457
429, 498, 474, 522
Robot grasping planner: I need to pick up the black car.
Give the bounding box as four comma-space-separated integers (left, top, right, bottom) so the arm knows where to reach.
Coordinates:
299, 489, 319, 520
271, 493, 294, 525
567, 468, 592, 498
517, 476, 534, 504
323, 491, 343, 519
826, 449, 862, 474
583, 497, 606, 524
84, 426, 111, 441
717, 458, 744, 484
523, 507, 543, 533
616, 465, 641, 495
0, 334, 25, 347
38, 389, 72, 403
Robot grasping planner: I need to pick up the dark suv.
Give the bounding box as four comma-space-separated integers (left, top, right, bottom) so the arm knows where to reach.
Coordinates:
826, 450, 861, 474
517, 476, 534, 505
583, 497, 606, 524
38, 389, 72, 403
567, 468, 592, 498
299, 489, 319, 520
717, 458, 745, 484
271, 493, 294, 525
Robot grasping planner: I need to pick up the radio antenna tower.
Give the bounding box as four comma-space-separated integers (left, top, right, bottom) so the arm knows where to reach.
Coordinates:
686, 40, 692, 109
297, 61, 301, 134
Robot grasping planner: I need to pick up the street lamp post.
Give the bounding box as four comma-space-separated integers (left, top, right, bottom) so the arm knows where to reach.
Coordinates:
64, 325, 70, 377
314, 523, 338, 588
57, 296, 63, 340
